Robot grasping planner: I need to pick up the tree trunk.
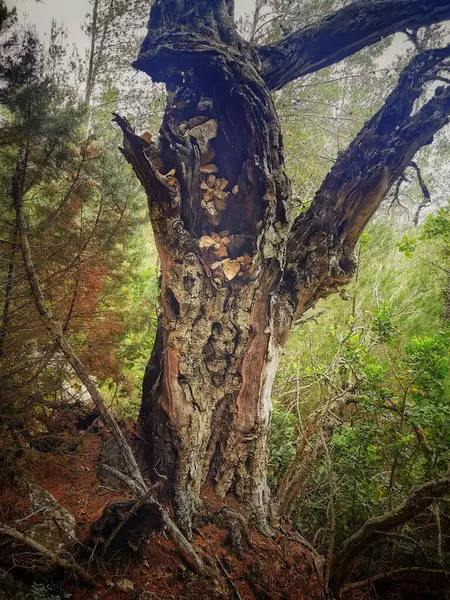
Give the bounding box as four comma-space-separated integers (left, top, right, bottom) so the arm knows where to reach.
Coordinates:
142, 252, 290, 535
115, 0, 450, 537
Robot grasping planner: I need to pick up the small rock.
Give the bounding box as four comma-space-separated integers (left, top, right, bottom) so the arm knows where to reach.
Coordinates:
213, 190, 228, 200
214, 196, 227, 211
214, 244, 228, 258
187, 115, 209, 129
189, 119, 218, 154
205, 174, 216, 187
140, 132, 152, 143
27, 484, 76, 554
117, 579, 134, 592
200, 145, 216, 165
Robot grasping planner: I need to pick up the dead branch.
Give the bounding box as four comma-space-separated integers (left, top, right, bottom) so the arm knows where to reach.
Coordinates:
342, 567, 449, 594
102, 480, 164, 555
98, 464, 145, 496
0, 520, 95, 584
329, 477, 450, 597
410, 161, 432, 227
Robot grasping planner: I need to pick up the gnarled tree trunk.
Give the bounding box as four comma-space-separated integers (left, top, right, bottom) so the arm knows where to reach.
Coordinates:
115, 0, 450, 536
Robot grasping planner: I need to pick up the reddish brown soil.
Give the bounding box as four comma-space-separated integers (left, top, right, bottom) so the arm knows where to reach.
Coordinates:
0, 432, 323, 600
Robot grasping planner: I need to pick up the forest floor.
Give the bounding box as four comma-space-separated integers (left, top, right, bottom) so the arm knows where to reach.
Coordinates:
0, 430, 324, 600
1, 427, 448, 600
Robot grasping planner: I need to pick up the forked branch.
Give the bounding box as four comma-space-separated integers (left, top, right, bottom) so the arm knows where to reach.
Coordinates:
0, 520, 95, 584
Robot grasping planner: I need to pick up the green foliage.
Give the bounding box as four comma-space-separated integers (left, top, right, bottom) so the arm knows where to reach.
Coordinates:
270, 217, 450, 558
397, 234, 417, 258
268, 401, 297, 485
28, 583, 63, 600
423, 206, 450, 244
370, 301, 398, 343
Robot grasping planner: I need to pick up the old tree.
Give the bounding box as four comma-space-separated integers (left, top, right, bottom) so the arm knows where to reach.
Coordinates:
115, 0, 450, 542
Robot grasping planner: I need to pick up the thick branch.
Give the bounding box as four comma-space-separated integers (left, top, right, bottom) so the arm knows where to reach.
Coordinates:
329, 477, 450, 597
283, 47, 450, 315
258, 0, 450, 90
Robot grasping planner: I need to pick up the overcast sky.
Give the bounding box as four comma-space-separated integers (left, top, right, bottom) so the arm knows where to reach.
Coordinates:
7, 0, 256, 53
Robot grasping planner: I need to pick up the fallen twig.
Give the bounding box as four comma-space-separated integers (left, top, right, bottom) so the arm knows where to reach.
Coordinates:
217, 555, 243, 600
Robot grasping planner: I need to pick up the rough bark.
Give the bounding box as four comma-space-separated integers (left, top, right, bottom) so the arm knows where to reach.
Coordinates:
329, 478, 450, 597
116, 0, 294, 537
0, 225, 17, 358
283, 47, 450, 316
118, 0, 450, 537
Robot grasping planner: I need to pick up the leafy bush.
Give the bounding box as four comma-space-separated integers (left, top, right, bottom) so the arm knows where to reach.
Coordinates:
29, 583, 63, 600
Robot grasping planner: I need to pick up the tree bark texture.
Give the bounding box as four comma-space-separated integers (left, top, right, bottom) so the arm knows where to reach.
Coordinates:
116, 0, 450, 536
